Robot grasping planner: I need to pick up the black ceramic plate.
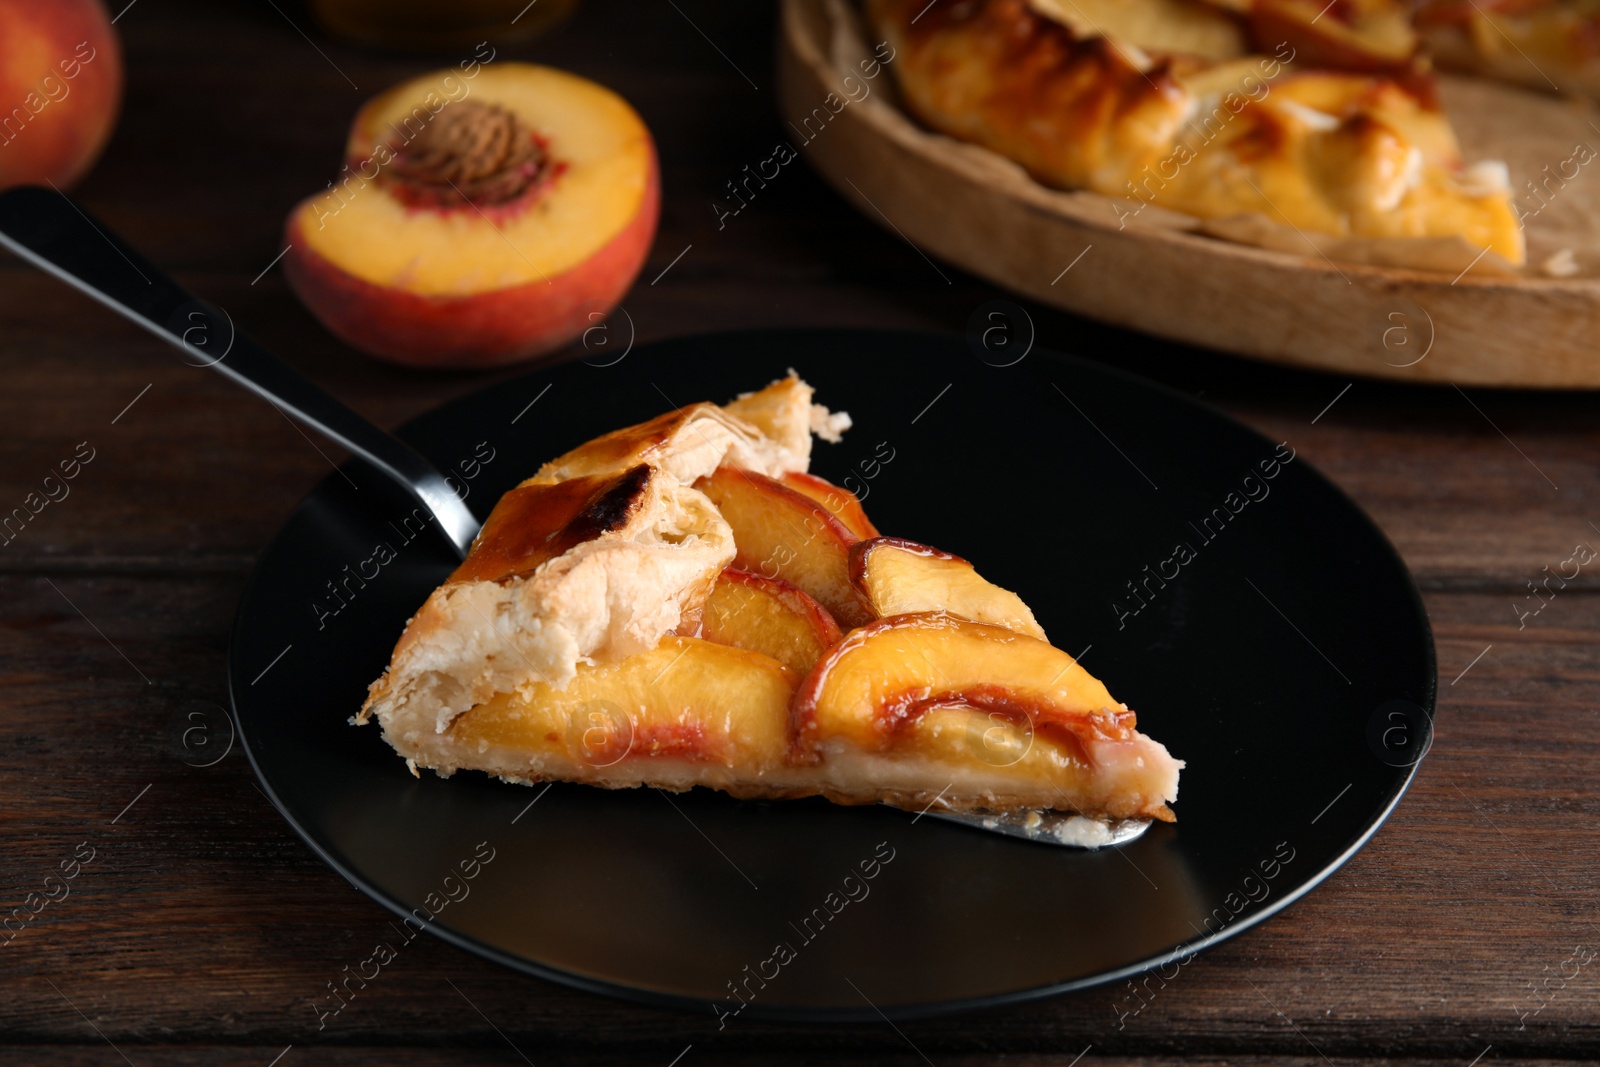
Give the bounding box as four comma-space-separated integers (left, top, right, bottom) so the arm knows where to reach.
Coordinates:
232, 329, 1434, 1021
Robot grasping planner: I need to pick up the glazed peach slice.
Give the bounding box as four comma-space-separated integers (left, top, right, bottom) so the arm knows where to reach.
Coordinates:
695, 466, 873, 629
284, 62, 659, 367
849, 537, 1046, 640
1246, 0, 1417, 72
1033, 0, 1248, 60
442, 637, 797, 791
793, 613, 1182, 821
701, 568, 844, 675
781, 472, 879, 540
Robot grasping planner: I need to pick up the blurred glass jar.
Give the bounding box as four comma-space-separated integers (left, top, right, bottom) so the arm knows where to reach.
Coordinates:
311, 0, 579, 51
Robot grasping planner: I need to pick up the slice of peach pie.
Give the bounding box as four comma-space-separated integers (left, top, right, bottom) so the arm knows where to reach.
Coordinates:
357, 375, 1183, 824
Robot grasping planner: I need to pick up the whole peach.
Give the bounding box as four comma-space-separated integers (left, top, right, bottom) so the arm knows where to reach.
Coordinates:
0, 0, 123, 189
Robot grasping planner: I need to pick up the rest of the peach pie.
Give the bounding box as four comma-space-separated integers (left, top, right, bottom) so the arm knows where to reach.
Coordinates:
867, 0, 1524, 267
357, 374, 1182, 824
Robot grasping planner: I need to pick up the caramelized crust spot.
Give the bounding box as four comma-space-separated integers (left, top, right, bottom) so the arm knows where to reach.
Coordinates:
451, 464, 654, 584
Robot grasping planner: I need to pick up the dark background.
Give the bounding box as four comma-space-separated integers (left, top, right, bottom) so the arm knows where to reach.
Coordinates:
1, 1, 1596, 1064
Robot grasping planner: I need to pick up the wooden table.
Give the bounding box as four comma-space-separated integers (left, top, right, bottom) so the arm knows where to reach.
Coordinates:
3, 1, 1595, 1063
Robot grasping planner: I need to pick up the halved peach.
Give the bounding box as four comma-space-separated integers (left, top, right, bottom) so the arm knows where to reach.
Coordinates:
793, 613, 1181, 821
694, 466, 872, 629
284, 62, 659, 367
701, 567, 844, 675
849, 537, 1046, 640
782, 472, 879, 540
449, 636, 796, 773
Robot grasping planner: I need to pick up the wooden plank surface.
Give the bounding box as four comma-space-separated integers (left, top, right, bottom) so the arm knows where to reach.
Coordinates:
1, 0, 1597, 1062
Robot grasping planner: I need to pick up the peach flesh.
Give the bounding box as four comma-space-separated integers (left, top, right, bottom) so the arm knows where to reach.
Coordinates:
284, 161, 657, 367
